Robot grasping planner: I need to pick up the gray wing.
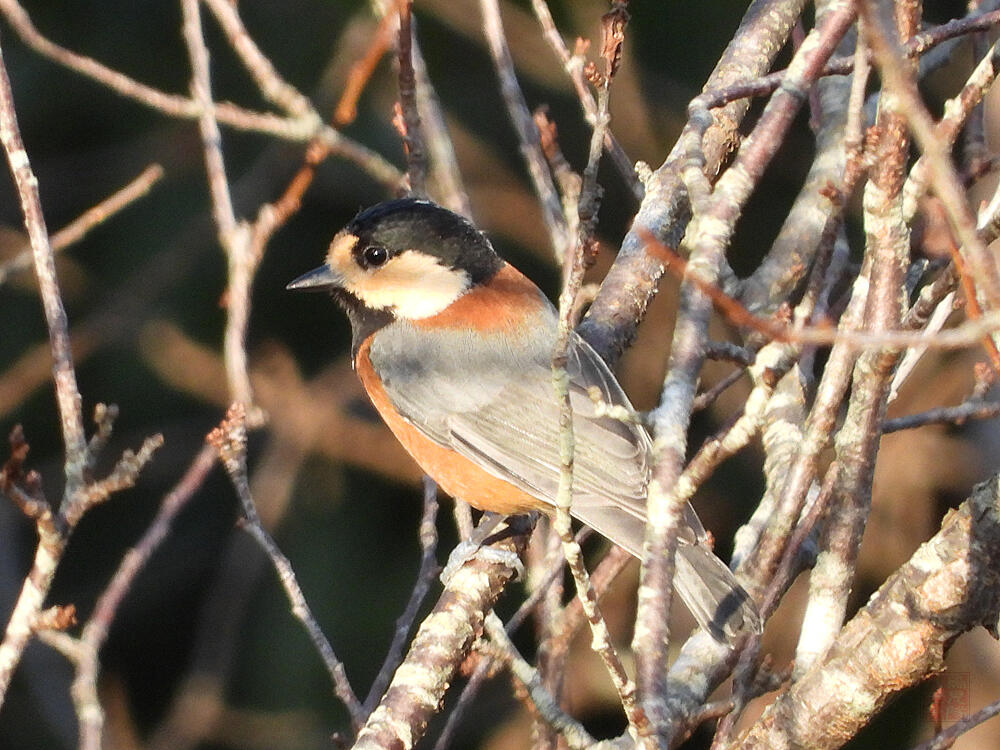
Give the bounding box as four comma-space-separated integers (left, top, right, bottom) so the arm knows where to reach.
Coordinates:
369, 318, 760, 640
369, 319, 703, 549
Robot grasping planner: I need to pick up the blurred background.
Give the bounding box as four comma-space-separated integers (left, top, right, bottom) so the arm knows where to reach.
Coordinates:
0, 0, 996, 748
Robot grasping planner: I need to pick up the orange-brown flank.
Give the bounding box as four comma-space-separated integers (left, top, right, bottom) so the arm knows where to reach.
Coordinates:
354, 263, 548, 515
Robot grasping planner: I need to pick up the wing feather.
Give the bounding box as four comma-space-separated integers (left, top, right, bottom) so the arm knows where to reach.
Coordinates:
370, 318, 680, 539
368, 315, 758, 639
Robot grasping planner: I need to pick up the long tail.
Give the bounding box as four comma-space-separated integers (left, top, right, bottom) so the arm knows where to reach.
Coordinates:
675, 542, 761, 641
570, 503, 761, 642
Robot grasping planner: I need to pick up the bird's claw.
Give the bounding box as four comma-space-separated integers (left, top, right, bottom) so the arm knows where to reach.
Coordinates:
440, 540, 524, 585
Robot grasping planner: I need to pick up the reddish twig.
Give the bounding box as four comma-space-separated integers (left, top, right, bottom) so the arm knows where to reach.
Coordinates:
335, 10, 398, 126
648, 230, 1000, 354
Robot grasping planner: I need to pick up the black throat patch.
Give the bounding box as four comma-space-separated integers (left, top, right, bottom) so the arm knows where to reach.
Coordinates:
330, 288, 395, 360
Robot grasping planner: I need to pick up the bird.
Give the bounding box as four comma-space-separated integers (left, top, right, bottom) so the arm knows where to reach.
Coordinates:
288, 197, 760, 642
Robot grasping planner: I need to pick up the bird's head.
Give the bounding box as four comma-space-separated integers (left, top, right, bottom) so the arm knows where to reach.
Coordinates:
287, 198, 503, 321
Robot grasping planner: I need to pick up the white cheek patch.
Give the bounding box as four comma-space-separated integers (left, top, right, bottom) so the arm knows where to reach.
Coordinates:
357, 252, 471, 318
326, 233, 470, 319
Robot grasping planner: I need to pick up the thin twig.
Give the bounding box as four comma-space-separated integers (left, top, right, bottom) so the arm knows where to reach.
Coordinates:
396, 0, 427, 196
0, 0, 400, 186
72, 443, 218, 750
362, 478, 440, 717
648, 231, 1000, 353
547, 12, 646, 740
698, 10, 1000, 112
480, 0, 571, 262
0, 28, 91, 706
883, 399, 1000, 433
201, 0, 317, 120
412, 33, 472, 217
903, 36, 1000, 221
482, 613, 598, 750
529, 0, 642, 199
912, 694, 1000, 750
181, 0, 261, 424
0, 163, 165, 286
335, 9, 397, 126
0, 30, 86, 487
208, 405, 364, 729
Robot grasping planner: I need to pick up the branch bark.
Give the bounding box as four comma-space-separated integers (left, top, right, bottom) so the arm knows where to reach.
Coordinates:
733, 475, 1000, 750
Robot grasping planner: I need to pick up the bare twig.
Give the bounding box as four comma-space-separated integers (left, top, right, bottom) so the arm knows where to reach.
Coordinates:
335, 9, 397, 126
649, 232, 1000, 354
884, 398, 1000, 433
180, 0, 260, 424
411, 35, 472, 217
737, 0, 857, 315
529, 0, 641, 199
0, 163, 164, 286
0, 413, 161, 709
362, 478, 440, 717
201, 0, 317, 121
480, 0, 571, 262
433, 526, 593, 750
396, 0, 427, 196
912, 693, 1000, 750
0, 31, 86, 487
545, 12, 645, 737
208, 405, 364, 729
0, 28, 92, 704
482, 613, 598, 750
72, 444, 218, 750
0, 0, 400, 185
903, 36, 1000, 221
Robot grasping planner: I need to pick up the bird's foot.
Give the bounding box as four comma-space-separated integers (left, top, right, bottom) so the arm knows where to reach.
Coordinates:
439, 541, 525, 585
440, 512, 526, 585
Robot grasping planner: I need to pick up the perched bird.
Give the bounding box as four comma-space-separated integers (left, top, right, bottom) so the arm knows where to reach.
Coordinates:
288, 198, 760, 642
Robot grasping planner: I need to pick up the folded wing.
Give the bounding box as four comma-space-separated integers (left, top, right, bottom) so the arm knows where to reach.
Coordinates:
369, 320, 759, 640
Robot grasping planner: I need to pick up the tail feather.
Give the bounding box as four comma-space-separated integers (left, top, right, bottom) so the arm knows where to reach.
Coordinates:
570, 501, 761, 643
675, 543, 761, 641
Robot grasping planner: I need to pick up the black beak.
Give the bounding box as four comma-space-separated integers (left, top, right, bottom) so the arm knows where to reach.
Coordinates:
286, 265, 342, 292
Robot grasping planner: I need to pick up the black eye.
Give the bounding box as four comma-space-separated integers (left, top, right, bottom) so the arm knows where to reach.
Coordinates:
361, 245, 389, 268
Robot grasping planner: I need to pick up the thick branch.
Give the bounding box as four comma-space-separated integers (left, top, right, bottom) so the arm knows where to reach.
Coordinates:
578, 0, 807, 365
352, 525, 528, 750
734, 476, 1000, 749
